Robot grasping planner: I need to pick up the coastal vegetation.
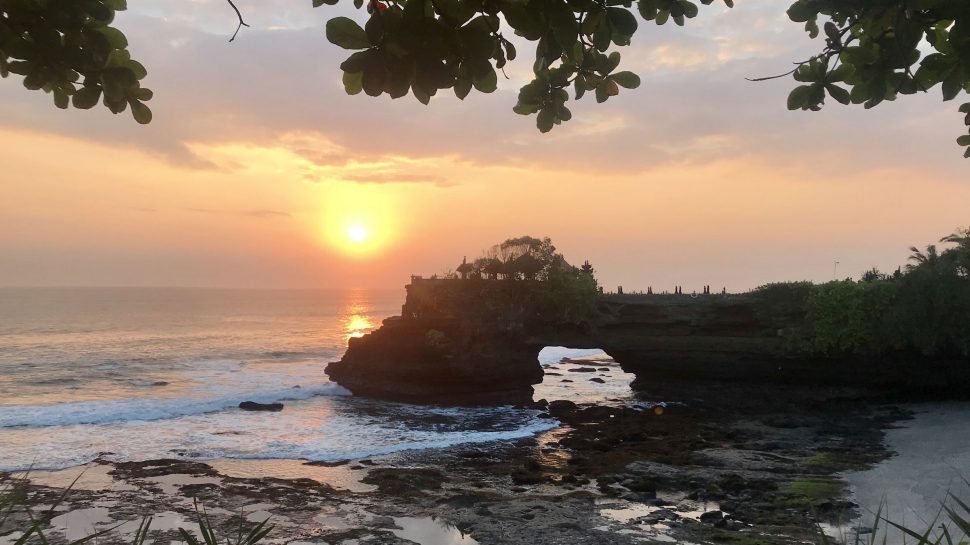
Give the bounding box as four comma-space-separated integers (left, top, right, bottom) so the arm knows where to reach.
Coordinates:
805, 227, 970, 359
747, 227, 970, 362
2, 1, 968, 151
422, 235, 600, 325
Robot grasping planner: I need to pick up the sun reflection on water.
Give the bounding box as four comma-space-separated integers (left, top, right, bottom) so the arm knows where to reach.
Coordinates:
345, 314, 372, 340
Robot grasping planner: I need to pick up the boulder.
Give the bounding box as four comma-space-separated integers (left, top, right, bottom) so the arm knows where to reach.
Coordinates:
548, 400, 578, 417
238, 401, 283, 412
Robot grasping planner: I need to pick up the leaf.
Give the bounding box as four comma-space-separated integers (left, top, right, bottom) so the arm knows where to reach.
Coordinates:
607, 7, 638, 35
574, 74, 586, 99
342, 71, 363, 95
326, 17, 371, 50
536, 106, 555, 132
637, 0, 658, 20
454, 75, 472, 99
130, 101, 152, 124
95, 27, 128, 49
595, 81, 609, 103
412, 85, 431, 105
72, 86, 102, 109
825, 83, 850, 105
786, 0, 815, 23
611, 71, 640, 88
942, 67, 963, 101
787, 84, 813, 110
361, 60, 386, 97
52, 90, 68, 109
513, 101, 539, 115
680, 0, 698, 18
472, 66, 497, 93
606, 79, 619, 96
958, 135, 970, 146
133, 87, 153, 100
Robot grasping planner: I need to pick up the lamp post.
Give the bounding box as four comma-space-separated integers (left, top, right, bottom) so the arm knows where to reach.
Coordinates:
833, 260, 840, 280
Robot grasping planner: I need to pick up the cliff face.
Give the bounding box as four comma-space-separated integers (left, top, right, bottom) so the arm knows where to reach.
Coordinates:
325, 279, 592, 404
325, 279, 810, 404
326, 279, 970, 404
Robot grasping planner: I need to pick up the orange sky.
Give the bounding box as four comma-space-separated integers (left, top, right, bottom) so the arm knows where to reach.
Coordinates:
0, 0, 967, 291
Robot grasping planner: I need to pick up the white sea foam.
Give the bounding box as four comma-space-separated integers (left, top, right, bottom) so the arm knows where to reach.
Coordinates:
0, 383, 349, 428
0, 396, 558, 471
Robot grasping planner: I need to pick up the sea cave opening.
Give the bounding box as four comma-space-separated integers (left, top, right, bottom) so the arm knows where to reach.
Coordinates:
533, 346, 636, 404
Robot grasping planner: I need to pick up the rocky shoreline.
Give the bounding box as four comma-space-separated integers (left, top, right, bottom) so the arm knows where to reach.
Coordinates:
1, 381, 909, 545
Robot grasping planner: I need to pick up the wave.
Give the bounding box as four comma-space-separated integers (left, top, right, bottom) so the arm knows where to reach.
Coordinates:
233, 417, 561, 463
0, 383, 350, 429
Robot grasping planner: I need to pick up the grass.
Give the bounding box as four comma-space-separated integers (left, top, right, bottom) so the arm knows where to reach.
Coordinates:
0, 473, 273, 545
815, 480, 970, 545
784, 476, 845, 506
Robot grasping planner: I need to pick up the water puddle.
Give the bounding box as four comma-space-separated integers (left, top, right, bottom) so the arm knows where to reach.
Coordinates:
597, 496, 722, 542
49, 507, 114, 541
391, 516, 478, 545
46, 508, 199, 542
144, 473, 222, 495
207, 458, 377, 493
14, 463, 137, 491
241, 502, 280, 524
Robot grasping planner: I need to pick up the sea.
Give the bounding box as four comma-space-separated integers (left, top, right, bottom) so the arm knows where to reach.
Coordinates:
0, 287, 625, 472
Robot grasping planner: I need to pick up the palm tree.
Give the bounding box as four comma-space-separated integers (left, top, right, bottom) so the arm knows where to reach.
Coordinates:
940, 227, 970, 247
940, 227, 970, 277
906, 244, 939, 271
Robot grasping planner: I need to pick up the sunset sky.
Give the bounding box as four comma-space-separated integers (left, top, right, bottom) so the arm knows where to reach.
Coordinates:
1, 0, 967, 291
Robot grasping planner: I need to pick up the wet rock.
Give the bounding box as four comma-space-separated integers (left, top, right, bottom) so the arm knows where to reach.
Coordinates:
548, 400, 578, 417
589, 378, 605, 384
511, 469, 544, 485
641, 509, 678, 524
304, 459, 349, 467
699, 510, 724, 523
568, 367, 597, 373
361, 468, 448, 495
238, 401, 283, 412
439, 494, 486, 508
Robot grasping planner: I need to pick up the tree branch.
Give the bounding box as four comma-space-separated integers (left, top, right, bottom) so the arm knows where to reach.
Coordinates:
227, 0, 249, 42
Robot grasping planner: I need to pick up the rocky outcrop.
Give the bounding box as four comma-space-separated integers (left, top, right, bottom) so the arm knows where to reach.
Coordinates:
326, 314, 544, 404
326, 279, 807, 404
239, 401, 284, 411
325, 278, 966, 404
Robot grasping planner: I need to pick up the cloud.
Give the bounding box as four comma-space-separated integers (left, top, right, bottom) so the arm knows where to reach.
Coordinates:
342, 172, 452, 186
185, 207, 292, 218
0, 0, 965, 182
241, 209, 292, 218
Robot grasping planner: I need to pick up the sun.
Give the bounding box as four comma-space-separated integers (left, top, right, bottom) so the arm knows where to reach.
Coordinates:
347, 224, 368, 243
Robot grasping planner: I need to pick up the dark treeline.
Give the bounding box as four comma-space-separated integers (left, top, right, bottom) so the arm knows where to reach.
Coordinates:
758, 227, 970, 360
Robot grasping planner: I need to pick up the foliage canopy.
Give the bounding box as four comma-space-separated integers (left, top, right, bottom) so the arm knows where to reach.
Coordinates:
805, 227, 970, 358
1, 0, 969, 153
